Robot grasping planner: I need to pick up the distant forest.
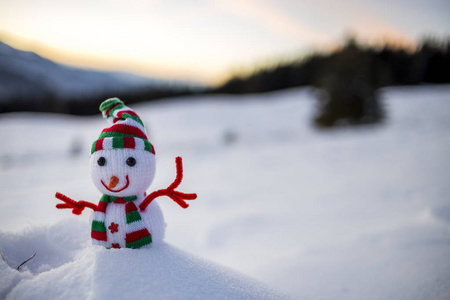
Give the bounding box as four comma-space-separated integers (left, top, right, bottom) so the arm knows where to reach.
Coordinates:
212, 37, 450, 127
214, 37, 450, 93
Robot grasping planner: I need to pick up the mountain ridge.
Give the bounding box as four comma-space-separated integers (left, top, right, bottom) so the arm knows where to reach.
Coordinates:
0, 41, 193, 114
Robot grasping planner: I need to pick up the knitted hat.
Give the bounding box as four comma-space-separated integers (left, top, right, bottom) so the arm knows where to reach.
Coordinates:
90, 98, 155, 155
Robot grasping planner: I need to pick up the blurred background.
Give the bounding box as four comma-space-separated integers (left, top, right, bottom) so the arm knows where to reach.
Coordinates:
1, 0, 449, 121
1, 1, 450, 299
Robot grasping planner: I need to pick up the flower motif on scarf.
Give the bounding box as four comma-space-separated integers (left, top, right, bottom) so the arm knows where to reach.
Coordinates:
109, 222, 119, 233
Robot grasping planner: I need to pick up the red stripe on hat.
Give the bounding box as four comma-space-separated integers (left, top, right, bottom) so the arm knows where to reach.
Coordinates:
104, 103, 120, 117
96, 201, 107, 213
123, 136, 136, 149
91, 230, 107, 241
95, 139, 104, 152
117, 110, 139, 118
150, 143, 156, 154
126, 228, 151, 243
102, 124, 147, 140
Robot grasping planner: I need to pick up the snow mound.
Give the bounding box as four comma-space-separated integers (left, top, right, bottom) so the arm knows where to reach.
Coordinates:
0, 220, 285, 300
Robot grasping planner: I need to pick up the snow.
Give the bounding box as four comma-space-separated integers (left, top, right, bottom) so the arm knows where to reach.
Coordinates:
1, 223, 280, 300
1, 85, 450, 299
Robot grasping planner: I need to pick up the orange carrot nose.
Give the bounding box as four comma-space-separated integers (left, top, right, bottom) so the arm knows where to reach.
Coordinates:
108, 176, 119, 188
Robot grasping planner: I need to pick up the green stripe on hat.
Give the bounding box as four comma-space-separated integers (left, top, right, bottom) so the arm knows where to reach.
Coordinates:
108, 104, 126, 117
112, 137, 124, 149
91, 141, 97, 154
92, 98, 156, 155
144, 140, 153, 152
90, 138, 155, 154
124, 113, 145, 127
98, 131, 138, 139
100, 98, 124, 113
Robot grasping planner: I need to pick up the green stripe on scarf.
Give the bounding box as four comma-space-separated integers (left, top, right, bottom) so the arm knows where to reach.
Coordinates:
126, 211, 142, 223
92, 220, 107, 232
126, 235, 152, 249
101, 195, 137, 203
91, 194, 151, 249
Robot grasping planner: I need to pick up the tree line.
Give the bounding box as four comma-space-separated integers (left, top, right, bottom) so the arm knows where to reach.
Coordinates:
212, 37, 450, 127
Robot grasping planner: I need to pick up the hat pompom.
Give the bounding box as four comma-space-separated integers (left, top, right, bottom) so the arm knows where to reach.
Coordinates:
100, 98, 125, 119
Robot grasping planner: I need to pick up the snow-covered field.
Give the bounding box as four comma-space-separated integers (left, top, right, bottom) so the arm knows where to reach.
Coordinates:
1, 86, 450, 299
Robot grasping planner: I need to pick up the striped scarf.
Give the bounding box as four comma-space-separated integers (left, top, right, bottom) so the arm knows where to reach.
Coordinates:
91, 195, 152, 249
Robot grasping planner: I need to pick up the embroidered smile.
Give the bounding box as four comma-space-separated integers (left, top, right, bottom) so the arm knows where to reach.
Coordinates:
101, 175, 130, 192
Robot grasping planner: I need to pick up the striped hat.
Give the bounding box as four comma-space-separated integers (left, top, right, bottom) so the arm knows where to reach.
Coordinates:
90, 98, 155, 155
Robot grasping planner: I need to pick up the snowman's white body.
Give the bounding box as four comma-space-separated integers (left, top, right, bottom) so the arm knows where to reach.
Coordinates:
89, 148, 165, 248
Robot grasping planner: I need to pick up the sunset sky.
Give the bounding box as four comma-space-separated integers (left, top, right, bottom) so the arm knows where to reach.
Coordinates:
1, 0, 449, 85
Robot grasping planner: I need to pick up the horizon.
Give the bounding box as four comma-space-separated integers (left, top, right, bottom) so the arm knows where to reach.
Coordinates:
1, 0, 449, 85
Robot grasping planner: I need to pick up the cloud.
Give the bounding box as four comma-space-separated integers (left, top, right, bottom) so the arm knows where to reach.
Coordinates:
211, 0, 333, 45
344, 1, 417, 48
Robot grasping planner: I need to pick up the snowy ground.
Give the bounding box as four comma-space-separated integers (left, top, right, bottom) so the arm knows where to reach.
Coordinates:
1, 86, 450, 299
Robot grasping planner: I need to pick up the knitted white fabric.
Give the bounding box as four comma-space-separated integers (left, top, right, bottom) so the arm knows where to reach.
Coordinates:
90, 149, 156, 198
89, 147, 165, 248
88, 98, 164, 248
56, 98, 195, 249
90, 98, 155, 155
91, 195, 166, 248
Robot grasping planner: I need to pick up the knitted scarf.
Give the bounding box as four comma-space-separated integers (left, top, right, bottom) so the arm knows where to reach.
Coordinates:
91, 195, 152, 249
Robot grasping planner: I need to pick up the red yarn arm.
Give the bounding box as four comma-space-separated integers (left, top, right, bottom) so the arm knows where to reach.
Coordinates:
139, 156, 197, 211
55, 192, 97, 215
167, 156, 184, 190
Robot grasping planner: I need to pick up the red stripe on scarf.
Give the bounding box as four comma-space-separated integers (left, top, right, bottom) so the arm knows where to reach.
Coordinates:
126, 228, 151, 243
91, 230, 107, 241
125, 201, 138, 214
96, 201, 107, 213
113, 197, 126, 204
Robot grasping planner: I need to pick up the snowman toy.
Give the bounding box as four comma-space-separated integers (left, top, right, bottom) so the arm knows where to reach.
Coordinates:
55, 98, 197, 249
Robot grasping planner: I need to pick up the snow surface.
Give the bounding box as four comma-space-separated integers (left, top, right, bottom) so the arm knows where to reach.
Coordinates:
1, 223, 281, 300
1, 85, 450, 299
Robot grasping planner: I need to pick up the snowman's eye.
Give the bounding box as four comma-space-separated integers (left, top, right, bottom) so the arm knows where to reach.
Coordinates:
97, 157, 106, 166
126, 157, 136, 167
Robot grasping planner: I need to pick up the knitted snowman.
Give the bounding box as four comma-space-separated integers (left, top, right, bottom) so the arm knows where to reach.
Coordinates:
55, 98, 197, 249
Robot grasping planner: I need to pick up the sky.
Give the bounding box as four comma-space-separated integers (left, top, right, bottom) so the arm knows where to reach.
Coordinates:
1, 0, 449, 85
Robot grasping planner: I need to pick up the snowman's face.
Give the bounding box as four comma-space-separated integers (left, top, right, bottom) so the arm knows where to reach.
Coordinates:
90, 149, 156, 197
